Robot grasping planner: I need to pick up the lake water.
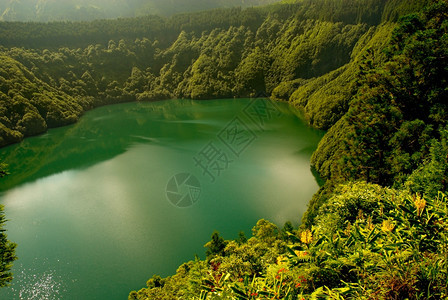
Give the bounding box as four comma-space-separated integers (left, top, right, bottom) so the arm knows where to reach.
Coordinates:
0, 98, 324, 299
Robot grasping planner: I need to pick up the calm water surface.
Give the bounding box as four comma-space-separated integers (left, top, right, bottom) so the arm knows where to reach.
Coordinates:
0, 99, 324, 299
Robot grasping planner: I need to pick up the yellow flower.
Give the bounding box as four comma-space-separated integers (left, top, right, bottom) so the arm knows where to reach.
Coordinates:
300, 230, 313, 244
294, 250, 308, 257
381, 220, 394, 232
276, 255, 287, 265
414, 195, 426, 217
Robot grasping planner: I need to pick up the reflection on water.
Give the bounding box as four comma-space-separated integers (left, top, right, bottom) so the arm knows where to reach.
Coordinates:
12, 260, 68, 300
0, 99, 231, 191
0, 99, 324, 299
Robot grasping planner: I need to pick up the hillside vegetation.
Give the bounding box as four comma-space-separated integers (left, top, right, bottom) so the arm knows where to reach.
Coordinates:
0, 0, 447, 298
128, 1, 448, 298
0, 0, 426, 146
130, 183, 448, 299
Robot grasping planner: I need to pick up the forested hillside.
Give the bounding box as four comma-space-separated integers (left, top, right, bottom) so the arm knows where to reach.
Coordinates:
1, 0, 447, 298
129, 0, 446, 298
128, 1, 448, 298
0, 0, 422, 147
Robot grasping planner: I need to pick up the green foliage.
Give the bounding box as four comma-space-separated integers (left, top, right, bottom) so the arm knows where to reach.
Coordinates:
236, 231, 247, 245
0, 54, 82, 146
128, 259, 208, 299
382, 0, 432, 22
129, 220, 289, 299
0, 0, 400, 146
0, 163, 7, 178
146, 275, 165, 289
289, 23, 396, 130
0, 177, 17, 287
205, 231, 228, 259
406, 125, 448, 198
130, 184, 448, 299
125, 2, 448, 299
252, 219, 279, 243
311, 0, 448, 186
314, 182, 398, 236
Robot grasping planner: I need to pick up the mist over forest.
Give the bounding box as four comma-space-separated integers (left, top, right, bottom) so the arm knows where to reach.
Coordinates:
0, 0, 281, 21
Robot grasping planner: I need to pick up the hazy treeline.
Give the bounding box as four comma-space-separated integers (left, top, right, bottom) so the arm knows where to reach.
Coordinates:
0, 0, 280, 22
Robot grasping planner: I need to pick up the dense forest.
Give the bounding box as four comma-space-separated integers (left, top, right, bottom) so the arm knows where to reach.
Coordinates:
0, 0, 447, 298
0, 0, 416, 147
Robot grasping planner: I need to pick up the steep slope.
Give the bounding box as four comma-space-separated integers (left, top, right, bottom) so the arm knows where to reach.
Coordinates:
129, 1, 448, 298
0, 0, 394, 145
0, 55, 83, 146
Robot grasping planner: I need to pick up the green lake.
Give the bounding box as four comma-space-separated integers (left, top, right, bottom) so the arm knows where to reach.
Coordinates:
0, 98, 324, 299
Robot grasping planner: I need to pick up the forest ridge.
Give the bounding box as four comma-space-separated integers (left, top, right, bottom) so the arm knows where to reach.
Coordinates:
0, 0, 423, 147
